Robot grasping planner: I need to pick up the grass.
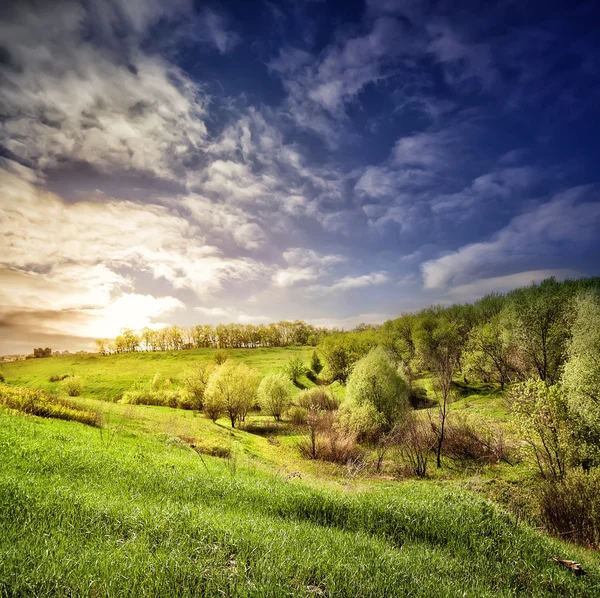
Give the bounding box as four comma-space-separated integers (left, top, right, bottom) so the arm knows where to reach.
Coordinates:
0, 346, 316, 402
1, 411, 599, 597
2, 348, 600, 595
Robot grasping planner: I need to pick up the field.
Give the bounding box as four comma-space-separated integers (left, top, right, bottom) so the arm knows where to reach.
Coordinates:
1, 348, 599, 596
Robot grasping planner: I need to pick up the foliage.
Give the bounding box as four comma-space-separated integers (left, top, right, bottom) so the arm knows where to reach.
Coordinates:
0, 373, 4, 383
538, 468, 600, 550
204, 362, 260, 427
296, 386, 339, 411
181, 364, 213, 410
257, 373, 292, 421
562, 291, 600, 467
61, 375, 84, 396
318, 331, 379, 383
463, 315, 518, 389
506, 278, 573, 385
284, 356, 305, 383
213, 349, 230, 365
345, 346, 409, 432
509, 379, 574, 479
0, 385, 99, 426
310, 351, 323, 375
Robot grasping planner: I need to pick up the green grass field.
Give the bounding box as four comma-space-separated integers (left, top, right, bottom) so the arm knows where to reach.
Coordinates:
1, 348, 599, 596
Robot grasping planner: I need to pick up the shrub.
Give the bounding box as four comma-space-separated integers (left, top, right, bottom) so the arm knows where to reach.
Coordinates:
0, 385, 99, 427
213, 349, 229, 365
285, 357, 305, 384
121, 388, 180, 408
151, 372, 164, 390
297, 387, 339, 411
310, 351, 323, 375
298, 409, 360, 464
396, 414, 435, 477
61, 376, 84, 397
257, 373, 292, 421
288, 405, 308, 426
538, 468, 600, 549
442, 415, 513, 465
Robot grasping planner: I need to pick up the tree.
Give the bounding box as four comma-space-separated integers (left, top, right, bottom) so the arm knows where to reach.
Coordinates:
181, 364, 213, 410
310, 351, 323, 376
257, 373, 292, 421
510, 379, 573, 479
415, 317, 461, 468
345, 346, 409, 431
204, 362, 260, 428
562, 291, 600, 467
463, 316, 517, 389
285, 356, 305, 384
507, 278, 572, 385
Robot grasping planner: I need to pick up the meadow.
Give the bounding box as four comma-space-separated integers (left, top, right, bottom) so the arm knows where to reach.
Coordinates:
1, 346, 600, 596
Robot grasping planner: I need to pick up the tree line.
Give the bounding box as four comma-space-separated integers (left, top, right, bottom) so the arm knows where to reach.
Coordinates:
94, 320, 332, 354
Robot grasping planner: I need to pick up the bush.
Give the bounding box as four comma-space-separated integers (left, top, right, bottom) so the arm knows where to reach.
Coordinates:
213, 349, 229, 365
442, 415, 512, 465
297, 387, 339, 411
0, 385, 99, 426
121, 388, 180, 408
538, 468, 600, 549
288, 405, 308, 426
310, 351, 323, 375
204, 362, 260, 427
298, 410, 360, 464
285, 357, 305, 383
396, 414, 435, 477
61, 376, 84, 397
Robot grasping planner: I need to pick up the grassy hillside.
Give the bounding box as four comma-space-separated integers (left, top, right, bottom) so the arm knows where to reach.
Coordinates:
0, 347, 315, 401
2, 347, 600, 596
1, 411, 599, 597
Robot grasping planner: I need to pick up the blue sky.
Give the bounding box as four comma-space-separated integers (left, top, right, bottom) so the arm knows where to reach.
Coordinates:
1, 0, 599, 353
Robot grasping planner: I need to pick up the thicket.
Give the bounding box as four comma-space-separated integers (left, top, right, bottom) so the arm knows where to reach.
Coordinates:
0, 384, 100, 426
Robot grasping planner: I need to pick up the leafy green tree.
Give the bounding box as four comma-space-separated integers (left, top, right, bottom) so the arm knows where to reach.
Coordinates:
345, 346, 409, 431
257, 373, 292, 421
181, 364, 213, 410
204, 363, 260, 427
285, 356, 305, 384
463, 315, 517, 389
562, 291, 600, 467
506, 278, 573, 385
509, 379, 573, 479
310, 351, 323, 376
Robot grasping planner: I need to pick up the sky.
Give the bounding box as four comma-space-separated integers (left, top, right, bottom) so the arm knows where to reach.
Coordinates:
1, 0, 600, 354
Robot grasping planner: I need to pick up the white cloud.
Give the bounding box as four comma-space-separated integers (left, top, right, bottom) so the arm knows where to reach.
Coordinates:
422, 185, 600, 289
0, 0, 208, 178
272, 248, 346, 287
0, 168, 265, 296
